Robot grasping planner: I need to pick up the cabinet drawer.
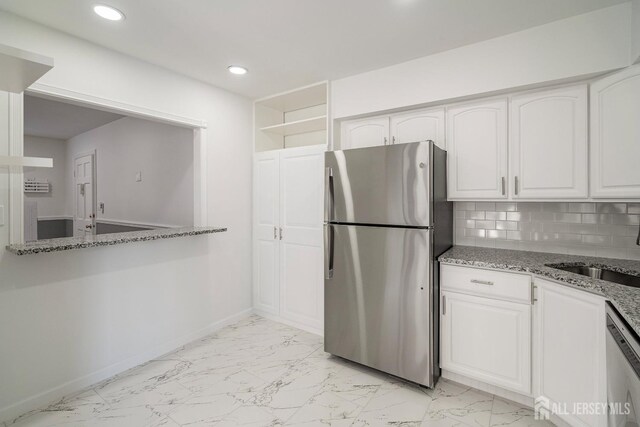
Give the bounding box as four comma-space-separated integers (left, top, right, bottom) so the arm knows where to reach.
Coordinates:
441, 264, 532, 304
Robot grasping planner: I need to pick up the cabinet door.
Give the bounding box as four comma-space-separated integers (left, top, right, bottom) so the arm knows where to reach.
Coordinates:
390, 108, 445, 149
446, 99, 508, 199
279, 145, 325, 331
340, 116, 390, 150
590, 64, 640, 198
535, 279, 607, 427
510, 85, 588, 199
441, 291, 531, 394
253, 151, 280, 315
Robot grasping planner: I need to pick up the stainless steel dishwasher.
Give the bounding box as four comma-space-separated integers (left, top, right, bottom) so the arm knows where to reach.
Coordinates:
606, 302, 640, 427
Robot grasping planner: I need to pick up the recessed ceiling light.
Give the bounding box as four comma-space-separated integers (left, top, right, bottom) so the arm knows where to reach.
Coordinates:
94, 5, 125, 21
228, 65, 248, 75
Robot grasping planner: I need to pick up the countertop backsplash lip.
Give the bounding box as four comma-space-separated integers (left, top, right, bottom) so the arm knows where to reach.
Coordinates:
439, 245, 640, 337
6, 226, 227, 255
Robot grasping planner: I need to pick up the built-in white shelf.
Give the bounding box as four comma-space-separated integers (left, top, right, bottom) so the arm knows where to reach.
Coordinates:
260, 115, 327, 136
0, 156, 53, 168
254, 82, 329, 152
0, 44, 53, 94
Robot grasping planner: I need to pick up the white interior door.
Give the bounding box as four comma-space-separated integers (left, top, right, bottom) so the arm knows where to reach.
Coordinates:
73, 153, 95, 237
253, 151, 280, 315
446, 99, 508, 199
340, 116, 390, 149
279, 145, 324, 331
510, 85, 588, 199
390, 107, 445, 148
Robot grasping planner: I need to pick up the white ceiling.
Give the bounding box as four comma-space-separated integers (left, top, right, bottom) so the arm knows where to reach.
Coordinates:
24, 95, 123, 140
0, 0, 628, 99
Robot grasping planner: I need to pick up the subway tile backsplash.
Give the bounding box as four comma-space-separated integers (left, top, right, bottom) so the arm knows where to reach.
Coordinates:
454, 202, 640, 260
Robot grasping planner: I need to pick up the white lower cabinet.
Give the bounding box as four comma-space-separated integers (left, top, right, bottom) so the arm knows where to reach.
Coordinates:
441, 291, 532, 394
441, 265, 532, 394
534, 278, 607, 427
253, 145, 325, 333
441, 265, 608, 427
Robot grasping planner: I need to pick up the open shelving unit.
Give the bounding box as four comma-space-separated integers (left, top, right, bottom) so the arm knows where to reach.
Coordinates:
0, 44, 53, 94
254, 81, 328, 151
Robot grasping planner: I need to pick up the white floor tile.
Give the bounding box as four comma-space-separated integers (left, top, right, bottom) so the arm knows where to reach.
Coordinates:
6, 315, 544, 427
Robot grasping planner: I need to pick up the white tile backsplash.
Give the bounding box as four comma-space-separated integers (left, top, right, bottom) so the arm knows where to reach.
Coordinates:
454, 202, 640, 260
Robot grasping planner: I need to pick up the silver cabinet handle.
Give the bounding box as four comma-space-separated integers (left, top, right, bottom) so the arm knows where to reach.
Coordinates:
470, 279, 494, 286
324, 225, 334, 279
324, 167, 334, 222
279, 227, 283, 240
515, 176, 519, 195
273, 226, 277, 240
442, 295, 446, 315
501, 177, 505, 195
392, 136, 396, 145
383, 137, 388, 145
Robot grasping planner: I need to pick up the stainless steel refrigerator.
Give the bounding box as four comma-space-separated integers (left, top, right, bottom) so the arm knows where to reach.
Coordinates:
324, 140, 452, 388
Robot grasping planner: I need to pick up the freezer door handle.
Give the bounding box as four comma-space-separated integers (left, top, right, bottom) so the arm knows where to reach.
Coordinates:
324, 224, 334, 280
325, 167, 334, 222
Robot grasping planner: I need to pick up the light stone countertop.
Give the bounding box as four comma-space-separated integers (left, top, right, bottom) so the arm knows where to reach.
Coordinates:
6, 226, 227, 255
439, 245, 640, 337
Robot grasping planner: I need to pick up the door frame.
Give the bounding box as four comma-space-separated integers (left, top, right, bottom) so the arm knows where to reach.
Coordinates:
9, 82, 208, 244
72, 149, 97, 236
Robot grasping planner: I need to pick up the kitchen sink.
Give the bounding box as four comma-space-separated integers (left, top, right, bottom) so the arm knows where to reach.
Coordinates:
545, 264, 640, 288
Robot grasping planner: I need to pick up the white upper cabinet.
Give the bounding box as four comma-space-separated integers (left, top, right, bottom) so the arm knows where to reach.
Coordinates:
340, 116, 390, 149
389, 107, 445, 148
590, 65, 640, 198
446, 99, 508, 199
510, 85, 588, 199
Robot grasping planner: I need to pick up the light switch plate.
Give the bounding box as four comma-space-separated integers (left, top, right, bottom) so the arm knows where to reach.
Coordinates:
135, 172, 142, 182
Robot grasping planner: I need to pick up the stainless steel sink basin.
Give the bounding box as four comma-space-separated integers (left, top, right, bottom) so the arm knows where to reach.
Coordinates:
545, 264, 640, 288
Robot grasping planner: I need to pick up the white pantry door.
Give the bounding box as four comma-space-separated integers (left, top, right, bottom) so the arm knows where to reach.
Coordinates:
253, 151, 280, 315
279, 145, 325, 331
73, 154, 95, 237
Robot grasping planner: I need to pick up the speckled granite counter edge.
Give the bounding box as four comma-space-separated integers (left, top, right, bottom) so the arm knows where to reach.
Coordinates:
6, 226, 227, 255
438, 245, 640, 338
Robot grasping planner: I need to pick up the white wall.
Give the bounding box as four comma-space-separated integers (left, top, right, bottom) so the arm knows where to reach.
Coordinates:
331, 3, 633, 119
0, 11, 253, 422
23, 135, 68, 218
67, 117, 193, 227
632, 0, 640, 63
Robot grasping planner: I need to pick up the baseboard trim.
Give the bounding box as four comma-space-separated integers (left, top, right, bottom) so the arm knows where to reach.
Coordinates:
441, 369, 533, 408
253, 309, 323, 337
0, 308, 252, 425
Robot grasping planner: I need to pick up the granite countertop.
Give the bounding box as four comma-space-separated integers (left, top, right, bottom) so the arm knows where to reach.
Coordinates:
6, 226, 227, 255
439, 245, 640, 337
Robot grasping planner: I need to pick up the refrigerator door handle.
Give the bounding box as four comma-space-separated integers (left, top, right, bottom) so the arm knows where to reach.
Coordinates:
324, 224, 334, 280
325, 166, 334, 222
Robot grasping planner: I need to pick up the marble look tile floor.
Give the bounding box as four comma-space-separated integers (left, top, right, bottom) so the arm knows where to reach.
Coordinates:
7, 316, 552, 427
